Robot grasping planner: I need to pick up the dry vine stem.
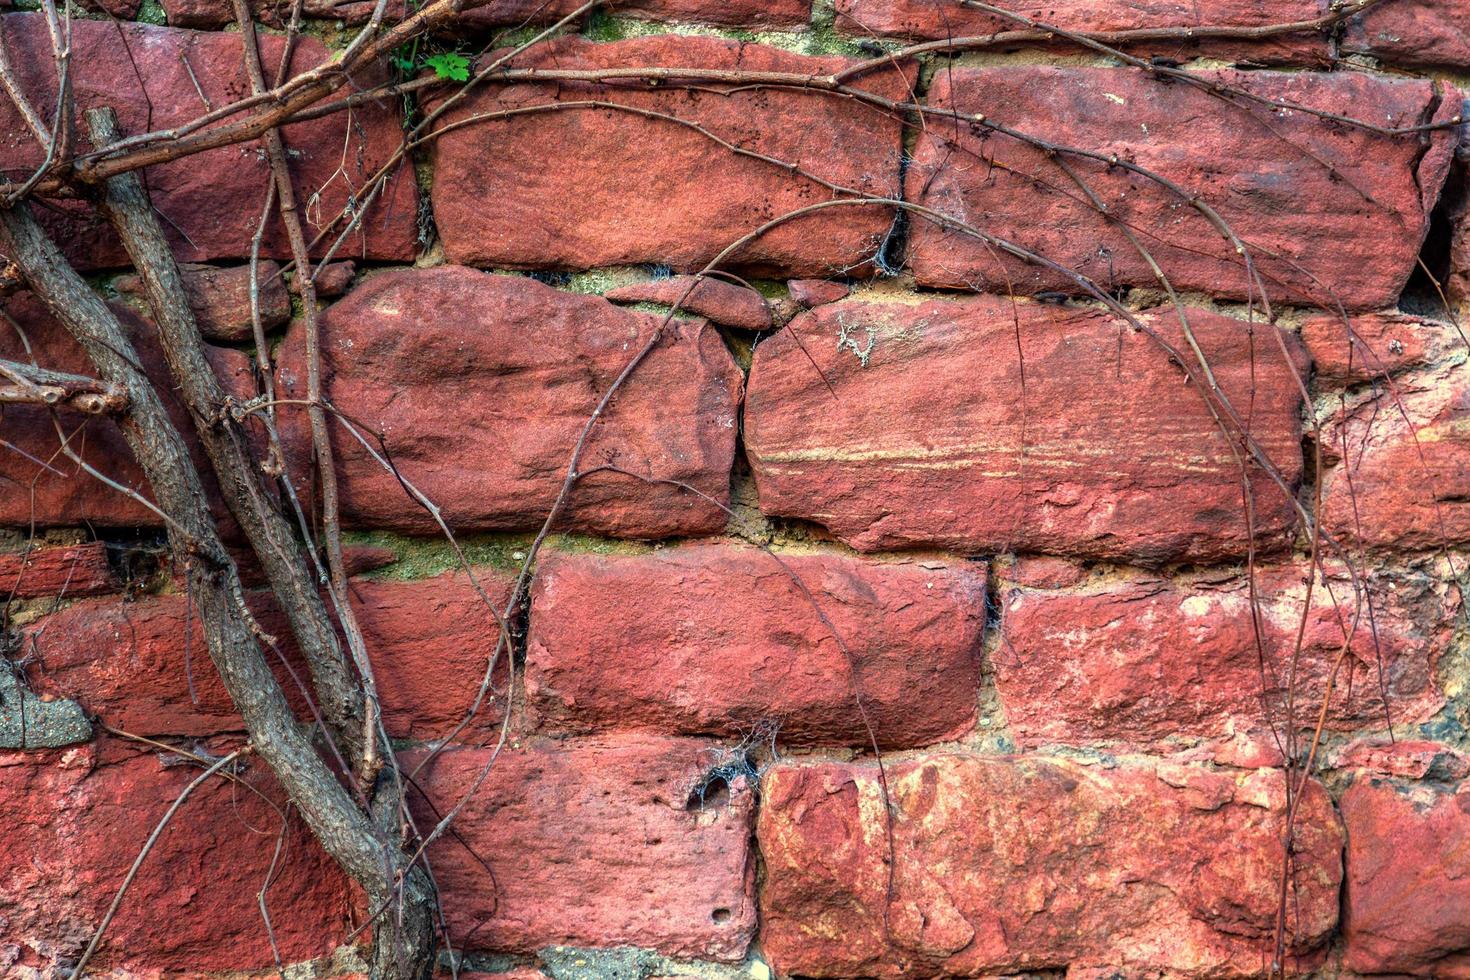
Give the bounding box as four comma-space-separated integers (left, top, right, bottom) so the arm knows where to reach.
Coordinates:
0, 0, 1461, 977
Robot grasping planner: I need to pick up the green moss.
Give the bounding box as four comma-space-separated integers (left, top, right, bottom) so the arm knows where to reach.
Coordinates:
136, 0, 167, 24
345, 530, 534, 579
344, 531, 657, 580
582, 10, 627, 42
545, 533, 655, 557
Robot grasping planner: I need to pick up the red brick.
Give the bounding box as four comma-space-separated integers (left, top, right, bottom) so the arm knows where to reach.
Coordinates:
605, 276, 776, 331
313, 260, 358, 298
1321, 362, 1470, 550
526, 543, 985, 748
788, 278, 849, 307
0, 292, 256, 530
1301, 310, 1460, 384
906, 66, 1460, 310
403, 736, 756, 959
461, 0, 810, 28
1341, 766, 1470, 975
275, 266, 742, 538
114, 262, 292, 343
759, 754, 1343, 977
744, 295, 1306, 561
19, 568, 514, 741
165, 0, 808, 29
1333, 738, 1470, 781
1342, 0, 1470, 69
163, 0, 405, 27
997, 562, 1454, 753
430, 36, 915, 277
832, 0, 1326, 62
0, 741, 349, 973
0, 541, 116, 599
0, 16, 415, 269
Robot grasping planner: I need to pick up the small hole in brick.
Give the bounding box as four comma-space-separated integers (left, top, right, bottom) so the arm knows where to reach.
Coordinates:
686, 773, 731, 811
711, 907, 732, 924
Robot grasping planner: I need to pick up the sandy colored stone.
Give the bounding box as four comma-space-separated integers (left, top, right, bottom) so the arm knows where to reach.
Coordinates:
19, 569, 514, 741
431, 36, 915, 277
744, 295, 1306, 561
906, 66, 1460, 310
275, 266, 743, 538
527, 543, 986, 747
0, 16, 416, 269
404, 736, 756, 959
997, 562, 1454, 752
0, 740, 350, 973
759, 753, 1343, 977
1342, 768, 1470, 975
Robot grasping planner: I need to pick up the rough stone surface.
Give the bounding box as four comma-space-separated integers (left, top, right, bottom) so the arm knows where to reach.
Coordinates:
403, 736, 756, 959
1341, 768, 1470, 975
460, 0, 811, 28
18, 568, 514, 740
906, 66, 1460, 310
0, 670, 92, 750
114, 262, 292, 343
163, 0, 405, 27
0, 292, 256, 530
526, 543, 986, 747
1332, 738, 1470, 781
313, 260, 358, 298
0, 16, 416, 268
832, 0, 1327, 61
997, 562, 1456, 753
276, 266, 742, 537
0, 541, 116, 598
431, 36, 915, 277
759, 754, 1343, 977
605, 276, 776, 331
744, 295, 1307, 561
1342, 0, 1470, 69
0, 741, 349, 973
1301, 310, 1461, 383
788, 278, 849, 307
1321, 362, 1470, 550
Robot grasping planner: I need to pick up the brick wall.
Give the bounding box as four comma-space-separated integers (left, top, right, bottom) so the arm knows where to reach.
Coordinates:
2, 1, 1469, 977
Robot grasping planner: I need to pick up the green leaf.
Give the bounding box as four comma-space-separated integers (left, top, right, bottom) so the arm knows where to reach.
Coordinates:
424, 52, 470, 82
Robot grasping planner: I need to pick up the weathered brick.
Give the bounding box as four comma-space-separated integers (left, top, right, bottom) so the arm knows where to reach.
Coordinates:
788, 278, 849, 307
461, 0, 811, 28
833, 0, 1327, 63
1342, 0, 1470, 70
0, 16, 416, 268
404, 736, 756, 959
275, 266, 742, 538
430, 36, 914, 276
0, 292, 256, 530
1341, 761, 1470, 975
759, 754, 1342, 977
1332, 737, 1470, 781
1301, 310, 1461, 383
0, 741, 350, 974
1321, 362, 1470, 550
997, 562, 1454, 753
165, 0, 808, 29
114, 262, 292, 343
526, 543, 985, 748
906, 66, 1460, 310
0, 541, 116, 599
19, 569, 514, 741
744, 295, 1306, 561
605, 276, 776, 331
